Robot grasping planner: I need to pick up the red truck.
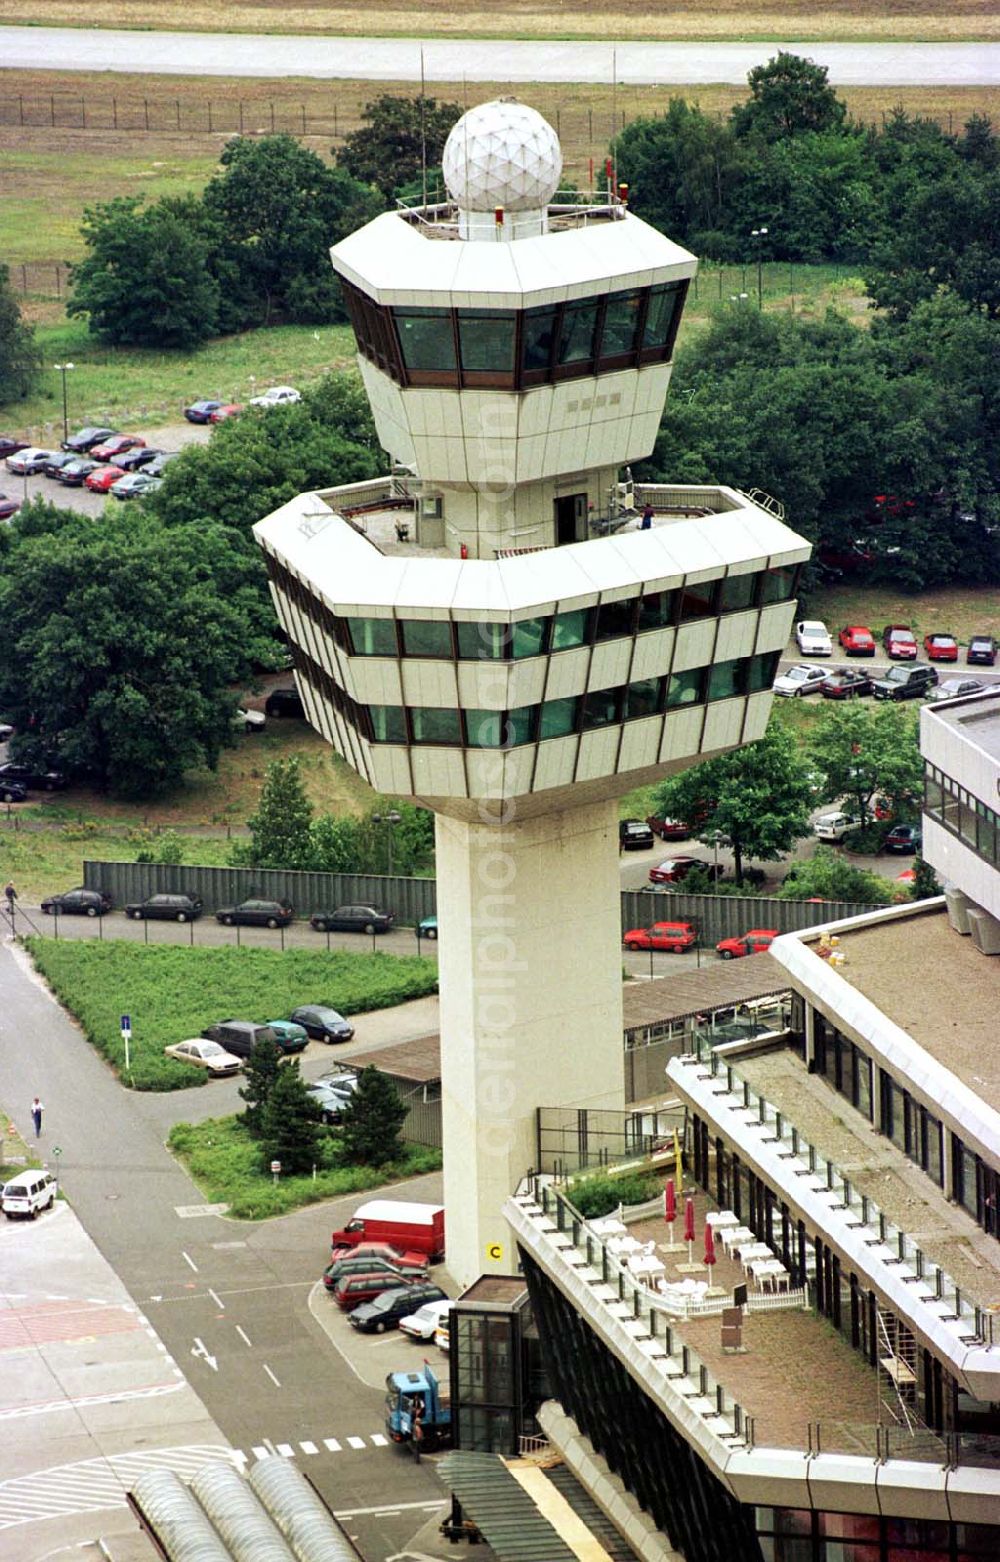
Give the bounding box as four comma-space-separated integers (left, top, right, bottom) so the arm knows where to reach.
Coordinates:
332, 1199, 446, 1262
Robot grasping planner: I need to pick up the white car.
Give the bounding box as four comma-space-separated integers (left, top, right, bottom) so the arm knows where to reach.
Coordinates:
773, 664, 828, 698
399, 1299, 453, 1342
164, 1038, 242, 1076
2, 1168, 57, 1219
248, 385, 301, 408
235, 707, 265, 733
795, 620, 833, 656
813, 810, 865, 843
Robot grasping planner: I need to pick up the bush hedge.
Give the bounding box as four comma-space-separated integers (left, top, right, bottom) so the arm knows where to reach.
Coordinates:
167, 1116, 441, 1219
567, 1170, 663, 1218
24, 939, 438, 1092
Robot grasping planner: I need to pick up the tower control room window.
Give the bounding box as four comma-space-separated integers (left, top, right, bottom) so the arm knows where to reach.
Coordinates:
642, 282, 683, 354
458, 311, 517, 384
347, 617, 398, 657
400, 619, 454, 659
521, 306, 558, 383
556, 298, 600, 371
395, 307, 457, 377
598, 289, 643, 365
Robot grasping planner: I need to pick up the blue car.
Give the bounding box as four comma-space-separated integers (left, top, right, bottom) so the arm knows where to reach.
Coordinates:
184, 400, 222, 424
418, 915, 438, 941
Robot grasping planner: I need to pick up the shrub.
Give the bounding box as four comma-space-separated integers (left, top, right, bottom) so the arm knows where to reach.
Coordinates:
567, 1170, 662, 1218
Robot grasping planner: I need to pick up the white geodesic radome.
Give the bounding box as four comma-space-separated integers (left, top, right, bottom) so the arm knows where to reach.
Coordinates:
442, 99, 563, 214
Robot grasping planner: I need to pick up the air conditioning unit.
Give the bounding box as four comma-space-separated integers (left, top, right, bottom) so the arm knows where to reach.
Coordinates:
944, 888, 973, 935
966, 907, 1000, 956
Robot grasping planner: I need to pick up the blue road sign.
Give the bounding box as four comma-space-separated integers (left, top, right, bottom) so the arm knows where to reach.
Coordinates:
120, 1014, 131, 1032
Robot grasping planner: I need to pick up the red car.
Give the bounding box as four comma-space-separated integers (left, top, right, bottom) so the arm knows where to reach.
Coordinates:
648, 857, 724, 885
0, 492, 21, 520
623, 921, 697, 952
210, 403, 243, 424
716, 927, 777, 960
646, 816, 691, 841
838, 625, 875, 656
0, 437, 29, 460
883, 625, 917, 659
85, 464, 126, 492
90, 434, 145, 463
924, 633, 959, 663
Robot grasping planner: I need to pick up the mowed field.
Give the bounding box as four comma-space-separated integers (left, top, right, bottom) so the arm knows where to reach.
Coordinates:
0, 0, 997, 39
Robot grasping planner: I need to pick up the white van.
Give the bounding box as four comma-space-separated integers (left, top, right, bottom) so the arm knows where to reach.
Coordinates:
2, 1169, 57, 1219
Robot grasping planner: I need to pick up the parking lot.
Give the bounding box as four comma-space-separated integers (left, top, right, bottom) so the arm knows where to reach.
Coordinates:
2, 420, 211, 517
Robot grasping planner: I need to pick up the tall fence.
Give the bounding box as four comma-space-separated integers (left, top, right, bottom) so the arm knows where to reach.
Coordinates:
620, 889, 876, 946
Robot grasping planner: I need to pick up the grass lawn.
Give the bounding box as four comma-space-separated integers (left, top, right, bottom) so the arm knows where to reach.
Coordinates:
0, 822, 233, 902
24, 940, 439, 1091
806, 583, 1000, 647
167, 1115, 440, 1219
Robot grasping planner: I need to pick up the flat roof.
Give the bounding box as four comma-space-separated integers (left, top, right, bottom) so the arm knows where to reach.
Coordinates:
836, 913, 1000, 1115
738, 1045, 1000, 1314
622, 956, 789, 1033
343, 1033, 442, 1083
925, 687, 1000, 761
458, 1275, 529, 1306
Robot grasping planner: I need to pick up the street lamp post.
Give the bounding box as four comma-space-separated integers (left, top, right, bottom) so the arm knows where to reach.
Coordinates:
54, 362, 75, 444
372, 809, 402, 875
750, 228, 768, 309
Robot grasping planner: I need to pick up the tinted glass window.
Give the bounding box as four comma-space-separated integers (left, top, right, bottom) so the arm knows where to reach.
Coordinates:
457, 622, 507, 660
582, 688, 620, 728
551, 608, 591, 650
348, 617, 397, 656
643, 284, 681, 349
538, 697, 579, 740
760, 564, 797, 604
595, 598, 636, 641
370, 706, 408, 743
720, 573, 757, 613
505, 706, 536, 746
410, 708, 463, 745
466, 710, 503, 748
625, 678, 663, 720
458, 312, 516, 374
637, 590, 676, 632
667, 668, 704, 707
679, 582, 717, 620
400, 620, 453, 658
600, 291, 642, 357
511, 617, 548, 658
557, 299, 599, 365
521, 307, 558, 373
748, 651, 778, 693
395, 308, 456, 372
708, 659, 743, 701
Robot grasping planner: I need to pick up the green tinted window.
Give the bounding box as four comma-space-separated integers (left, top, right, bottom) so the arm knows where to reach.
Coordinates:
465, 710, 503, 747
595, 598, 636, 641
521, 307, 558, 373
760, 564, 797, 605
410, 707, 463, 745
582, 689, 620, 728
538, 697, 579, 739
707, 659, 743, 701
395, 308, 456, 372
643, 284, 681, 349
637, 591, 676, 632
748, 652, 777, 693
457, 622, 507, 660
625, 678, 662, 720
600, 291, 642, 357
401, 619, 453, 658
458, 312, 516, 374
551, 608, 592, 650
348, 617, 397, 656
667, 668, 704, 707
720, 574, 757, 613
511, 617, 548, 658
370, 706, 407, 742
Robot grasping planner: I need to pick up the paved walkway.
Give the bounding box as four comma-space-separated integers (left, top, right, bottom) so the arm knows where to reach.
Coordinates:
0, 28, 997, 85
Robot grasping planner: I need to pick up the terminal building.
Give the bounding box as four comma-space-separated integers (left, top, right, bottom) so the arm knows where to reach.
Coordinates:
254, 98, 810, 1293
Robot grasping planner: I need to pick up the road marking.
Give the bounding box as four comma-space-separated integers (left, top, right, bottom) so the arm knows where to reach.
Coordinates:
346, 1436, 365, 1450
207, 1288, 225, 1310
0, 1445, 233, 1529
262, 1364, 281, 1387
235, 1324, 252, 1348
300, 1440, 318, 1455
191, 1338, 218, 1372
276, 1443, 294, 1458
370, 1433, 388, 1446
181, 1250, 198, 1273
323, 1438, 341, 1452
175, 1203, 230, 1218
0, 1381, 183, 1421
251, 1446, 268, 1461
336, 1500, 444, 1519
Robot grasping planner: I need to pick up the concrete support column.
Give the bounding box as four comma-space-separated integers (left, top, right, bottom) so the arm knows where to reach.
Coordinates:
803, 1002, 815, 1072
436, 799, 625, 1288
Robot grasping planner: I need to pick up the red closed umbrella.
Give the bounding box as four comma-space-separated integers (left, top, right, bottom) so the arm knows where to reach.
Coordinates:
683, 1196, 695, 1245
704, 1222, 717, 1268
664, 1179, 677, 1226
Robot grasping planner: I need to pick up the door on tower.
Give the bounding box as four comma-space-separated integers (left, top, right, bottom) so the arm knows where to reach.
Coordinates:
554, 492, 587, 545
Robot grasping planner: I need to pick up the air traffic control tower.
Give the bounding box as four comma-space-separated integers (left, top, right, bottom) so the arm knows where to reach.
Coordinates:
254, 100, 811, 1287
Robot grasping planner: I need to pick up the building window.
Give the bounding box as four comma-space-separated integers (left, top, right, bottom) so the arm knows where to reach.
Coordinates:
679, 581, 717, 621
624, 678, 663, 720
347, 617, 398, 657
538, 696, 579, 740
457, 621, 507, 660
395, 307, 457, 374
637, 590, 676, 632
594, 598, 637, 641
400, 619, 454, 659
642, 283, 682, 351
458, 311, 517, 380
409, 707, 463, 745
521, 306, 558, 377
707, 658, 743, 702
369, 705, 407, 743
598, 290, 643, 362
748, 650, 780, 693
551, 608, 592, 651
719, 573, 757, 614
556, 298, 600, 368
511, 617, 549, 659
582, 688, 621, 729
667, 668, 704, 707
759, 564, 798, 604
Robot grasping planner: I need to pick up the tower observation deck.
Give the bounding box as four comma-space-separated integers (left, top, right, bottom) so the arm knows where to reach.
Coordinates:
254, 98, 811, 1286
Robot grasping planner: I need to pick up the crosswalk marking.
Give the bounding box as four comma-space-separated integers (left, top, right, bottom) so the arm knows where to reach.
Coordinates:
324, 1438, 341, 1452
276, 1443, 294, 1457
251, 1446, 268, 1461
300, 1440, 318, 1455
346, 1436, 366, 1450
370, 1433, 388, 1447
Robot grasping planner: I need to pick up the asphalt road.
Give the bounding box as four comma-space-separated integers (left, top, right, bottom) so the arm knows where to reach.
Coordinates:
1, 28, 997, 85
0, 938, 450, 1558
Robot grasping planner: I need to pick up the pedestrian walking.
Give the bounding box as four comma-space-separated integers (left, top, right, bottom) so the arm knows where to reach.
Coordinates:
640, 503, 654, 530
4, 880, 16, 929
30, 1097, 43, 1138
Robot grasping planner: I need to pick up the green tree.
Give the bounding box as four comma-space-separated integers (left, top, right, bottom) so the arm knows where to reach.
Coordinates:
778, 847, 894, 905
613, 100, 748, 253
339, 1066, 407, 1167
649, 724, 813, 884
67, 196, 221, 347
805, 703, 922, 825
0, 503, 256, 798
259, 1059, 323, 1175
0, 264, 42, 403
239, 1035, 284, 1137
731, 52, 847, 142
912, 855, 943, 899
245, 756, 315, 869
336, 94, 462, 203
203, 135, 382, 326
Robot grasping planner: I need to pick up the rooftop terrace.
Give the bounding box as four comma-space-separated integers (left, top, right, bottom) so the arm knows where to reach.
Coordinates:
836, 912, 1000, 1115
